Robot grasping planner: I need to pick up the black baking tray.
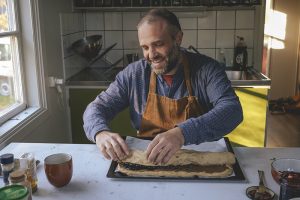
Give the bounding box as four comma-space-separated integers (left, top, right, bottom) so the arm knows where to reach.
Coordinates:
106, 137, 246, 181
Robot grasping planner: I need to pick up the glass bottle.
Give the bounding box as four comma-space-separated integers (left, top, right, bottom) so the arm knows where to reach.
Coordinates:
20, 153, 38, 193
0, 153, 14, 185
9, 170, 32, 200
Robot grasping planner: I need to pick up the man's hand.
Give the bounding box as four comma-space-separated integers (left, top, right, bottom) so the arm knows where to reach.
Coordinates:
146, 127, 185, 164
95, 131, 130, 161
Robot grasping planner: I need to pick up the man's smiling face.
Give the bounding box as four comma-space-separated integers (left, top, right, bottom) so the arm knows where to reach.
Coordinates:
138, 20, 182, 75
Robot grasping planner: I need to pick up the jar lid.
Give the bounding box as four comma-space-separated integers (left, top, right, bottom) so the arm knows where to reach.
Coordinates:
9, 170, 26, 182
0, 153, 14, 164
0, 185, 28, 200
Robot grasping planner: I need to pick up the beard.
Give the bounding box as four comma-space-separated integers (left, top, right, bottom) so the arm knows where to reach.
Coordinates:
148, 43, 180, 75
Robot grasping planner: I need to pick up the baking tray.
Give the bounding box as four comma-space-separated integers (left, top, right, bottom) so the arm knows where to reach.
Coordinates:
106, 137, 245, 181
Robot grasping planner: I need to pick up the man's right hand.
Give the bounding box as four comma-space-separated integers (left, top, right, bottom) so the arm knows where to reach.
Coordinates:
95, 131, 130, 161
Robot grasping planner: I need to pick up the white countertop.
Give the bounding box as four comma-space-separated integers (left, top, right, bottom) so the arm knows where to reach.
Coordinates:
0, 142, 298, 200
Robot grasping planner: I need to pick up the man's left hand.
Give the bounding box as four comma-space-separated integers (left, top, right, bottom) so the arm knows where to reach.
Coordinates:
146, 127, 185, 164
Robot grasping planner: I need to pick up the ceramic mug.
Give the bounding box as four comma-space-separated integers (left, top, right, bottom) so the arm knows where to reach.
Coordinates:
44, 153, 73, 187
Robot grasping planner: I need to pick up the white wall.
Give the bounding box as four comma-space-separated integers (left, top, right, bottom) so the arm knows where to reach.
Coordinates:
16, 0, 73, 143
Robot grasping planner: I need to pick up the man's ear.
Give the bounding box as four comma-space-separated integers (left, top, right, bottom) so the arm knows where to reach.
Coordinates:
175, 31, 183, 46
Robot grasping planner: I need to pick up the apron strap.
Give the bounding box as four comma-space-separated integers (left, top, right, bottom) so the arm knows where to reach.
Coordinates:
182, 54, 193, 96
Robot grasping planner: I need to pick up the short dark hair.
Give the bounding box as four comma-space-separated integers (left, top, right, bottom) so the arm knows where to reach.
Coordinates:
137, 8, 182, 38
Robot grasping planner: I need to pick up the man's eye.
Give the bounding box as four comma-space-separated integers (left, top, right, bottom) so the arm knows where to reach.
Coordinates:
142, 46, 148, 50
155, 42, 164, 47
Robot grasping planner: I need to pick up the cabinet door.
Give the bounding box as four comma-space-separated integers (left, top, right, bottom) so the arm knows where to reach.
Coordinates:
227, 88, 268, 147
69, 88, 136, 144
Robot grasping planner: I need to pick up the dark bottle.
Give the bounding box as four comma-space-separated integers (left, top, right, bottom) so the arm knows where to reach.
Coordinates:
233, 36, 248, 70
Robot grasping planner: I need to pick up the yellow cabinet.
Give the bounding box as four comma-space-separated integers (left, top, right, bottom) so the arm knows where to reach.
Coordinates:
227, 88, 268, 147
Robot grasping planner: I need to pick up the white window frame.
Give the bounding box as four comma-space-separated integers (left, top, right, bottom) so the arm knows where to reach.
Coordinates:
0, 1, 26, 124
0, 0, 48, 148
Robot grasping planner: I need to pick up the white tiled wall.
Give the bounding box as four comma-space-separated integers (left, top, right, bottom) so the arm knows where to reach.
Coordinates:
60, 9, 257, 79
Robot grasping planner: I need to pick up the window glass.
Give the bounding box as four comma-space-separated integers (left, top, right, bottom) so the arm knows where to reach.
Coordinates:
0, 1, 25, 124
0, 0, 16, 32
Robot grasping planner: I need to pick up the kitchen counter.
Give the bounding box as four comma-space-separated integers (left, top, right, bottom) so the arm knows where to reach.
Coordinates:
0, 142, 297, 200
66, 66, 271, 88
226, 67, 271, 88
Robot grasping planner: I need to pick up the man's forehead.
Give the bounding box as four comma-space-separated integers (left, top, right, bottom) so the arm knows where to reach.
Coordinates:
138, 18, 168, 31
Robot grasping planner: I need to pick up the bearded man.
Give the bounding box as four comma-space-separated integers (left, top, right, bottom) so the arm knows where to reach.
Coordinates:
83, 8, 243, 164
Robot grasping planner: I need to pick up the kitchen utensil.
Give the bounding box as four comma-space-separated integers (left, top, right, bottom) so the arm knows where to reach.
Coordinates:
44, 153, 73, 187
246, 170, 275, 200
103, 57, 123, 75
71, 35, 102, 60
88, 42, 117, 66
271, 158, 300, 199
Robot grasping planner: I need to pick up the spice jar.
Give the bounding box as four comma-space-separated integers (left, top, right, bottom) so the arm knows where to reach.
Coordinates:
0, 185, 29, 200
0, 153, 14, 185
9, 170, 32, 200
20, 153, 38, 193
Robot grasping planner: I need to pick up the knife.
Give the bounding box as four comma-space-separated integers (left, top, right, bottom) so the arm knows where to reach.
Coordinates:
88, 42, 117, 66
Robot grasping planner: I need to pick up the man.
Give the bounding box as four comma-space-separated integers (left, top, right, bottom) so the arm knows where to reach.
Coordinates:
83, 8, 243, 165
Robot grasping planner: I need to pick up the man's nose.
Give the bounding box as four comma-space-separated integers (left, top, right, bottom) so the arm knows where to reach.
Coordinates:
148, 47, 157, 60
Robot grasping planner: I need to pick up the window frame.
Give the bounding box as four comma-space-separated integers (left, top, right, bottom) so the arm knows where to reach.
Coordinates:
0, 0, 48, 148
0, 0, 27, 124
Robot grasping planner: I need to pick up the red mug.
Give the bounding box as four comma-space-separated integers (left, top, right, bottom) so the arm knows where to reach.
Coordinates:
44, 153, 73, 187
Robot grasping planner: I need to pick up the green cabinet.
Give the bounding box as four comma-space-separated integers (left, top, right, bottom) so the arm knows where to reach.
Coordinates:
69, 88, 136, 144
227, 88, 268, 147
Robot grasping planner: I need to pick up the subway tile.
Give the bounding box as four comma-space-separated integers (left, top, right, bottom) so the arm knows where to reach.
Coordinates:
198, 11, 216, 29
179, 17, 197, 30
197, 30, 216, 48
236, 10, 254, 29
198, 49, 216, 59
75, 13, 85, 32
216, 30, 234, 48
181, 30, 197, 48
104, 31, 123, 49
247, 48, 253, 67
104, 12, 122, 30
123, 12, 141, 30
217, 11, 235, 29
64, 54, 88, 79
235, 30, 254, 48
123, 31, 139, 49
60, 13, 72, 35
86, 12, 104, 30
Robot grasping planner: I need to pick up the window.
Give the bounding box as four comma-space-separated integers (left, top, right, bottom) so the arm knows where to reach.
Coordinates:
0, 0, 26, 124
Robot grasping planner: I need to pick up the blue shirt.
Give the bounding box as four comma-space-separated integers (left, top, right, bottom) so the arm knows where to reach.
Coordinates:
83, 50, 243, 145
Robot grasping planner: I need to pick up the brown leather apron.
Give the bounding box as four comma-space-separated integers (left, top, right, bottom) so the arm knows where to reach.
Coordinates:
138, 54, 205, 137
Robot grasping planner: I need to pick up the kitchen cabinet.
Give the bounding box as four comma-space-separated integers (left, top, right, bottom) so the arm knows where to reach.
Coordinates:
68, 88, 136, 144
227, 88, 268, 147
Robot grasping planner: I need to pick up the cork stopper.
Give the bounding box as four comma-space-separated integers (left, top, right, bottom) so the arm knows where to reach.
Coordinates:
9, 170, 26, 183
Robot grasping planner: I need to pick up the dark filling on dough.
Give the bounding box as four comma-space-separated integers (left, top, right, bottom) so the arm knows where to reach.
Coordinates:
119, 162, 228, 173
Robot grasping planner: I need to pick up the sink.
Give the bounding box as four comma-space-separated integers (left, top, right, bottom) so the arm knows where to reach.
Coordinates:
225, 70, 246, 80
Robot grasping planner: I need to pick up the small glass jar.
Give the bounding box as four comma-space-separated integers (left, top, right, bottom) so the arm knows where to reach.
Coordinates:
9, 170, 32, 200
0, 184, 29, 200
0, 153, 14, 185
20, 153, 38, 193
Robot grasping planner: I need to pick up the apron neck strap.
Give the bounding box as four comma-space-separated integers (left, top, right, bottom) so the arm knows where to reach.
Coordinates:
149, 52, 193, 96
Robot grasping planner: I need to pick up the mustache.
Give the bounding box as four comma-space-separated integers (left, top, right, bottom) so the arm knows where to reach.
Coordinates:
148, 54, 164, 63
